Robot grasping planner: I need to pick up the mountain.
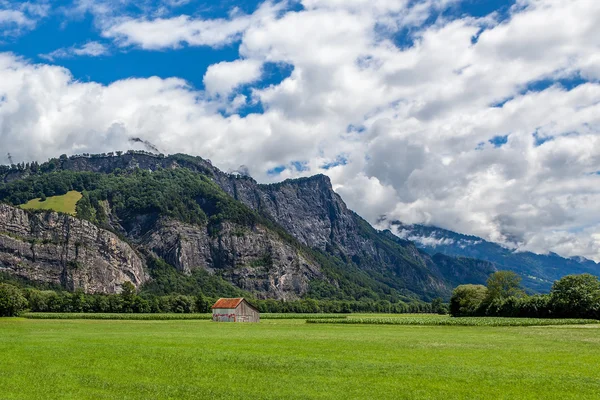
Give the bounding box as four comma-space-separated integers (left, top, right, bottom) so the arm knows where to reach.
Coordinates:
0, 152, 536, 301
389, 221, 600, 292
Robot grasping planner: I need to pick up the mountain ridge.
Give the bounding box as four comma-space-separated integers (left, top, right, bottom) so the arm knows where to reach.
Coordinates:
389, 220, 599, 292
1, 151, 596, 300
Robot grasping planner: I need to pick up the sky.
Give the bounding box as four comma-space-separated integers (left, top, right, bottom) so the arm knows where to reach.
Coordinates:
0, 0, 599, 261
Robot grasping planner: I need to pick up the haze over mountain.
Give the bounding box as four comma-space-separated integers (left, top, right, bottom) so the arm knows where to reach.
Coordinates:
388, 221, 599, 292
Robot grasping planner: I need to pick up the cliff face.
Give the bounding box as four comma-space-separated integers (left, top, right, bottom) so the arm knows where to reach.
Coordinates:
214, 174, 451, 297
0, 204, 146, 293
134, 217, 320, 300
216, 175, 357, 252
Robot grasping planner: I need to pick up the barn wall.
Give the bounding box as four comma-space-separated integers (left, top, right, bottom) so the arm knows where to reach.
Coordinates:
212, 308, 236, 322
235, 301, 260, 323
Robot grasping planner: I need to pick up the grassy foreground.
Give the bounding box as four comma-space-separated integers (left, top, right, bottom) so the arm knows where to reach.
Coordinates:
1, 317, 599, 399
19, 190, 82, 215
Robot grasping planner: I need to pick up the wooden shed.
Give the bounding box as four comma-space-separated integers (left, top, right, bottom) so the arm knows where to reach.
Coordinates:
211, 298, 260, 323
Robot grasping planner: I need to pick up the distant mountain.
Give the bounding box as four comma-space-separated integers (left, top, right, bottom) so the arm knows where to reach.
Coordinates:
389, 221, 600, 292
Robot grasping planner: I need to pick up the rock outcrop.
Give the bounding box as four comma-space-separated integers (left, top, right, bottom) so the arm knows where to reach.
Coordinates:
0, 204, 146, 293
139, 218, 322, 300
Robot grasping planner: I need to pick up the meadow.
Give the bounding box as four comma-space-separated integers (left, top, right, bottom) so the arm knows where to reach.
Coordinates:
1, 316, 599, 399
19, 190, 82, 215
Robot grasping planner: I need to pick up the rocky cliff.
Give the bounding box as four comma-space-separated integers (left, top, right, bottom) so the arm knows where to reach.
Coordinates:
0, 204, 146, 293
138, 218, 322, 300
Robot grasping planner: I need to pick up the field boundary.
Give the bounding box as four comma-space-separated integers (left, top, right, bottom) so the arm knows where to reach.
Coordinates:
306, 316, 600, 326
22, 313, 351, 320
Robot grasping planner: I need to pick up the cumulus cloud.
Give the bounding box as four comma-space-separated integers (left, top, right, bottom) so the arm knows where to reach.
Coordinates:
203, 59, 263, 97
1, 0, 600, 262
101, 1, 287, 49
0, 1, 49, 36
39, 41, 109, 61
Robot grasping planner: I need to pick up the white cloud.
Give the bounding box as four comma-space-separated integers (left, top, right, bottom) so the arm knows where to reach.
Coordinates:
1, 0, 600, 262
0, 1, 49, 36
0, 10, 31, 26
394, 229, 456, 247
39, 41, 109, 61
203, 59, 263, 97
101, 1, 286, 49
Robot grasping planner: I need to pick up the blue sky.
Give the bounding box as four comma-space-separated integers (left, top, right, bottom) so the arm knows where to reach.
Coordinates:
3, 1, 247, 88
0, 0, 599, 261
4, 0, 517, 90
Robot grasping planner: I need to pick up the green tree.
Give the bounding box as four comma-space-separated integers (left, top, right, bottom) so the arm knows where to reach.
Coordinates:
486, 271, 525, 301
431, 297, 448, 315
0, 283, 28, 317
195, 293, 211, 313
450, 284, 488, 316
550, 274, 600, 318
120, 281, 137, 313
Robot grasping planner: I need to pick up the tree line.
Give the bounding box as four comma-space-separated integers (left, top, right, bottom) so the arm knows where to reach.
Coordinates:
0, 281, 442, 317
450, 271, 600, 319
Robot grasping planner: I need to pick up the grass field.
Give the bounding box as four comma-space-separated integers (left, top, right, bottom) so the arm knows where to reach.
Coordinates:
1, 317, 599, 399
19, 191, 82, 215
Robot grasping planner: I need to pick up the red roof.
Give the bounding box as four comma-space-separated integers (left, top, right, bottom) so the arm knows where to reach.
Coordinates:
212, 298, 244, 309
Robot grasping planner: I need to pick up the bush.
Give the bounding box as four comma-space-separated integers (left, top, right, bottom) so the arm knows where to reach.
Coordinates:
449, 273, 600, 319
519, 295, 552, 318
0, 283, 28, 317
550, 274, 600, 319
431, 297, 448, 315
450, 284, 487, 316
485, 271, 525, 301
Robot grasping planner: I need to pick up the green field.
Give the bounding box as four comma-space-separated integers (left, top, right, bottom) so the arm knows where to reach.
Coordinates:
19, 191, 82, 215
1, 317, 599, 399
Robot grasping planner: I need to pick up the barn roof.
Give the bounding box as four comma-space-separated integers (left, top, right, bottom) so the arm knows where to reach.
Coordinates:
212, 298, 244, 309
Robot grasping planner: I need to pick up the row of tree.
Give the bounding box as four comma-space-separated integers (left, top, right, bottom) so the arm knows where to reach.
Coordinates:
450, 271, 600, 319
0, 150, 165, 174
0, 281, 441, 317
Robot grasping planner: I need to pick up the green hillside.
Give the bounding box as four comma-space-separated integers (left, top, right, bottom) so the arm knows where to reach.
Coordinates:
19, 190, 82, 216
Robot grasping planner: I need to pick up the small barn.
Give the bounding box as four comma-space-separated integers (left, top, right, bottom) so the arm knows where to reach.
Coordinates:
212, 298, 260, 323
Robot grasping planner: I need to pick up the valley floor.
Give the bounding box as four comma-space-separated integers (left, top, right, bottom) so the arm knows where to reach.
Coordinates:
0, 317, 599, 399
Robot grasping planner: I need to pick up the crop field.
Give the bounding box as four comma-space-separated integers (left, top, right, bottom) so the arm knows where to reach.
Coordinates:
1, 316, 599, 400
310, 315, 600, 326
19, 190, 82, 215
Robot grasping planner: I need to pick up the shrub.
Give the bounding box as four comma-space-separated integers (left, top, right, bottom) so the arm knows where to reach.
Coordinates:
0, 283, 28, 317
519, 295, 552, 318
550, 274, 600, 318
450, 284, 487, 316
